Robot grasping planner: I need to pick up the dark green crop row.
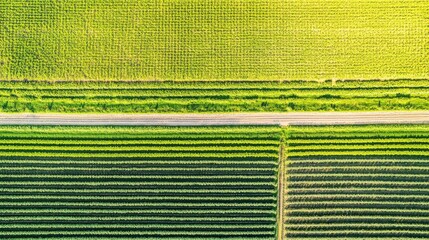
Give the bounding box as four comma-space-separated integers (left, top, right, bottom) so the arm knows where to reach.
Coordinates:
0, 80, 428, 112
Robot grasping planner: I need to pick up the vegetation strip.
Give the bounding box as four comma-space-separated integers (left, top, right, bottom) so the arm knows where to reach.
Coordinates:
0, 80, 427, 112
277, 142, 285, 240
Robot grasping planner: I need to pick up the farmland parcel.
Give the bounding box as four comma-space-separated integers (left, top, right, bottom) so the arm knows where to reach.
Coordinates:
284, 125, 429, 239
0, 0, 428, 81
0, 126, 281, 239
2, 125, 429, 239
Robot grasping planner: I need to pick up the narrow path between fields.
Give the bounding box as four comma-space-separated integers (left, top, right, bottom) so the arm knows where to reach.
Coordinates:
277, 143, 285, 240
0, 111, 427, 125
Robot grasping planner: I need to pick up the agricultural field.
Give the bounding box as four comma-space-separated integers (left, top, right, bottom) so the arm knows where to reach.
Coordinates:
1, 0, 429, 239
0, 125, 282, 239
0, 79, 428, 113
284, 125, 429, 239
0, 0, 428, 81
1, 123, 429, 239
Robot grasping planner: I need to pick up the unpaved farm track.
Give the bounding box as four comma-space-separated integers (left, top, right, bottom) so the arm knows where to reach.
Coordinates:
0, 111, 428, 126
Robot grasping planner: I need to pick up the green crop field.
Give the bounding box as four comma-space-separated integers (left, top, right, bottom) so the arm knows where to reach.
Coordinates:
0, 0, 428, 81
1, 1, 429, 239
0, 79, 428, 113
1, 124, 429, 239
284, 125, 429, 239
0, 125, 281, 239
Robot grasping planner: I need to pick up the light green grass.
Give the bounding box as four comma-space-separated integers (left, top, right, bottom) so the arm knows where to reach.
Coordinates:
0, 0, 428, 80
0, 80, 428, 113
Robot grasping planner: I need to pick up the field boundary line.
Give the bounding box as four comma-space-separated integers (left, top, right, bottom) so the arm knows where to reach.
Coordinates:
277, 141, 286, 240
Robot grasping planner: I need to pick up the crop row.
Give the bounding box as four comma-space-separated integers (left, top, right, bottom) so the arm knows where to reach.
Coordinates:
0, 125, 280, 134
0, 144, 279, 151
0, 152, 280, 158
1, 80, 428, 89
2, 88, 429, 100
0, 139, 280, 146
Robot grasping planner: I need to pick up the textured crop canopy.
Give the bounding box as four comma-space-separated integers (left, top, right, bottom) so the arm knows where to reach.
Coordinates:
0, 0, 428, 80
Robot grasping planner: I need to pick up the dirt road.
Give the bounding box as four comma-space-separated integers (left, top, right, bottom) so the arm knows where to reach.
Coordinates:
0, 111, 427, 126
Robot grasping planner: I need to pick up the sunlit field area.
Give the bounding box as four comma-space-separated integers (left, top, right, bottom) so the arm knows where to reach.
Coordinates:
0, 0, 427, 80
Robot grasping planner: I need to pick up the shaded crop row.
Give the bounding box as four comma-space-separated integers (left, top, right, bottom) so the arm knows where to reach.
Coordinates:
285, 125, 429, 239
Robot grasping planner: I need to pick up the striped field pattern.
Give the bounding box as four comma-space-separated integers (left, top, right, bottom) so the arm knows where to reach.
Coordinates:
0, 126, 281, 239
284, 125, 429, 239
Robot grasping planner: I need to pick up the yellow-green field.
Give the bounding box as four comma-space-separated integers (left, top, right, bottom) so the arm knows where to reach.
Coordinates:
1, 0, 428, 81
